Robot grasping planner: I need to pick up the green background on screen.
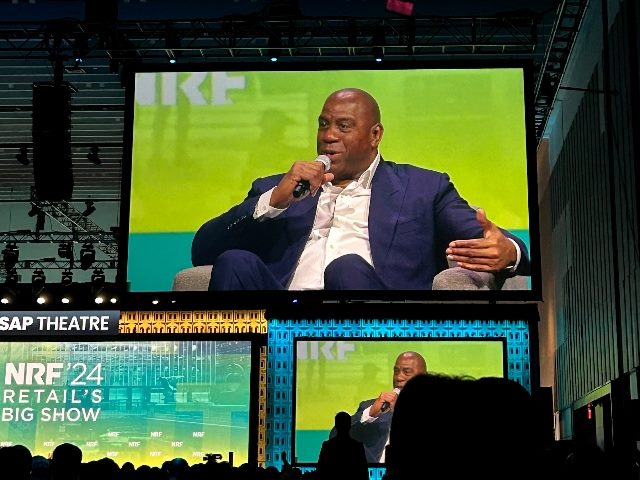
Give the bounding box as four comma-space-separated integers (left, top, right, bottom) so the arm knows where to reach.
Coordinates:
294, 339, 504, 463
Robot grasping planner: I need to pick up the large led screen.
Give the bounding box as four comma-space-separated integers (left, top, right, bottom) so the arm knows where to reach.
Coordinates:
293, 338, 505, 465
126, 65, 534, 296
0, 340, 252, 466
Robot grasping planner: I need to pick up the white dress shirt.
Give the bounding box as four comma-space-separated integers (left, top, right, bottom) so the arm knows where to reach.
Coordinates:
254, 154, 381, 290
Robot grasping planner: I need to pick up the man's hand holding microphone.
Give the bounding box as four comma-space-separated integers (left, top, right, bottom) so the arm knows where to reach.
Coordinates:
369, 388, 401, 417
270, 155, 332, 209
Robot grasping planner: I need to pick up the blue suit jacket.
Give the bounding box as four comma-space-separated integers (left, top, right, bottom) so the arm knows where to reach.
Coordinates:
192, 159, 530, 288
348, 399, 392, 464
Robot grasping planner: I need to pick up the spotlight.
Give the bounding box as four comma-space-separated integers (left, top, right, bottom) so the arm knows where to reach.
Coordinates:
2, 242, 19, 270
1, 297, 9, 305
152, 299, 159, 305
373, 46, 384, 62
110, 297, 118, 304
5, 268, 18, 287
37, 296, 46, 305
61, 269, 73, 286
16, 145, 29, 165
64, 57, 86, 74
267, 35, 282, 62
61, 297, 70, 304
95, 296, 104, 304
91, 268, 105, 290
82, 200, 96, 217
58, 242, 73, 259
87, 145, 101, 165
165, 26, 180, 64
80, 243, 95, 270
372, 30, 385, 62
32, 268, 46, 294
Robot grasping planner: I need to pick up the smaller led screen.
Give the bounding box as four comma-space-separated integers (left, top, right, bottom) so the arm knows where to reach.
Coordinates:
293, 338, 505, 464
0, 340, 252, 466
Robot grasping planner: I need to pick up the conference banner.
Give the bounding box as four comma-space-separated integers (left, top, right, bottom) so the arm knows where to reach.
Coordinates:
0, 311, 119, 335
0, 340, 252, 466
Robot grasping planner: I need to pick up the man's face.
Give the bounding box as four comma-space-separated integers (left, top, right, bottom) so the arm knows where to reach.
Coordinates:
316, 92, 381, 184
393, 354, 426, 390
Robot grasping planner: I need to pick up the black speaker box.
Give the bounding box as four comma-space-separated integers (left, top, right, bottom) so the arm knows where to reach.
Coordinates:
32, 82, 74, 201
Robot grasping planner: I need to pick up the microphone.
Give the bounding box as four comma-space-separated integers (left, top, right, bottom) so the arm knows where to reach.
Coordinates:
292, 155, 331, 198
380, 387, 401, 413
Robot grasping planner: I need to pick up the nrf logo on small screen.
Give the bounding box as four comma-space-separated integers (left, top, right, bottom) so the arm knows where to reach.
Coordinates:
297, 341, 355, 360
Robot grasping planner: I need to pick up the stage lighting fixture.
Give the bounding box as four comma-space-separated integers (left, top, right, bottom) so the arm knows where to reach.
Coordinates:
372, 30, 385, 62
267, 35, 282, 62
16, 145, 29, 165
58, 242, 73, 259
373, 46, 384, 62
110, 297, 118, 304
35, 211, 46, 231
2, 242, 19, 270
95, 296, 104, 304
32, 268, 46, 293
5, 268, 18, 287
27, 203, 42, 217
80, 243, 95, 270
61, 269, 73, 286
61, 297, 70, 304
165, 26, 180, 64
87, 145, 101, 165
91, 268, 106, 288
1, 297, 9, 305
82, 200, 96, 217
37, 296, 46, 305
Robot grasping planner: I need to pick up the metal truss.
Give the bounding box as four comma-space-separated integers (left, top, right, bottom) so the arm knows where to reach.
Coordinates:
31, 191, 118, 259
0, 16, 540, 62
1, 259, 116, 271
534, 0, 588, 138
1, 231, 117, 244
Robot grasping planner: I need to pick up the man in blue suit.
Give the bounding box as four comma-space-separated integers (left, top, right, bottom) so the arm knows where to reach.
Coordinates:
192, 88, 530, 290
342, 351, 427, 463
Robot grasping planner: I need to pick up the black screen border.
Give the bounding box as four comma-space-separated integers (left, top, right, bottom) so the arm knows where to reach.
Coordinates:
118, 59, 542, 307
290, 335, 508, 467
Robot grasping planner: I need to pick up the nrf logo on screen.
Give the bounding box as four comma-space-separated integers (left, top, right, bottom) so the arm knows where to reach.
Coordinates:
297, 341, 355, 360
135, 72, 246, 106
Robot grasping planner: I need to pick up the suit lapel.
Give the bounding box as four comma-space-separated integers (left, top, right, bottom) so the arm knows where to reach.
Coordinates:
286, 192, 320, 263
369, 159, 406, 273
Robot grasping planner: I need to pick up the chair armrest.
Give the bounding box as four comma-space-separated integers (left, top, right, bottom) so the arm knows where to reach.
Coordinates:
172, 266, 212, 291
432, 267, 528, 290
432, 267, 499, 290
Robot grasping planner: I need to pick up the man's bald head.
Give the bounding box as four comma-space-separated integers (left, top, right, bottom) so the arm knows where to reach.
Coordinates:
324, 88, 381, 125
393, 351, 427, 389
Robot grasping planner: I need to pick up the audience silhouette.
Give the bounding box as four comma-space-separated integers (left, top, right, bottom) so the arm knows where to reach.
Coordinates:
316, 411, 369, 480
0, 423, 632, 480
385, 373, 539, 480
50, 442, 83, 480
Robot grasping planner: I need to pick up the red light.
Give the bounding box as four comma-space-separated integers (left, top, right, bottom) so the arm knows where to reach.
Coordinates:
587, 403, 593, 420
386, 0, 414, 16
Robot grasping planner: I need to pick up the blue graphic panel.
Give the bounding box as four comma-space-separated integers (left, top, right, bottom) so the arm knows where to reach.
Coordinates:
265, 318, 530, 478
